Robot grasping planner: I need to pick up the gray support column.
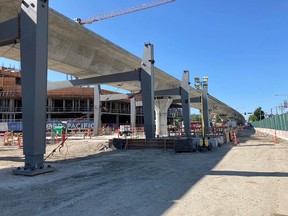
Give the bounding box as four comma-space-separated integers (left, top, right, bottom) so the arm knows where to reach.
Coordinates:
94, 85, 101, 135
13, 0, 52, 175
87, 98, 90, 119
202, 84, 209, 135
9, 98, 14, 121
116, 115, 119, 127
155, 98, 173, 137
141, 43, 155, 138
77, 99, 80, 111
180, 70, 191, 137
47, 98, 52, 120
63, 99, 65, 111
130, 97, 136, 129
87, 98, 90, 112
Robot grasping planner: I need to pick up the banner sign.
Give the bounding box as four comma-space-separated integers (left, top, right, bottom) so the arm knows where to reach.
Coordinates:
46, 121, 94, 130
0, 121, 95, 132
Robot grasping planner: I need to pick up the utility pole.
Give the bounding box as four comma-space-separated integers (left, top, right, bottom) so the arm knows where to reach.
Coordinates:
275, 94, 288, 112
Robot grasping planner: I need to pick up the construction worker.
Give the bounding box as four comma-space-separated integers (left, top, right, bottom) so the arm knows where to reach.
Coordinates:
60, 126, 66, 143
53, 125, 66, 145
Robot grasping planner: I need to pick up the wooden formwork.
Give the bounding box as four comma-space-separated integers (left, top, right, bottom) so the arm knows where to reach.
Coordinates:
126, 139, 175, 150
109, 138, 190, 151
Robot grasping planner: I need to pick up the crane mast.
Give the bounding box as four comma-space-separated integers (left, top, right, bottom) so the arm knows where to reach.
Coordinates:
75, 0, 175, 25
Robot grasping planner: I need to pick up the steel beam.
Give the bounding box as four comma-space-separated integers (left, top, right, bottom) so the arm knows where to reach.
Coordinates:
202, 85, 210, 135
0, 17, 20, 46
173, 97, 201, 104
130, 97, 136, 129
13, 0, 54, 176
154, 88, 181, 96
180, 70, 191, 137
100, 94, 128, 101
94, 85, 101, 136
140, 43, 155, 138
47, 70, 141, 91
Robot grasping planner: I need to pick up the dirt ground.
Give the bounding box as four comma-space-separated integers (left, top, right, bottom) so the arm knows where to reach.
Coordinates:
0, 128, 288, 216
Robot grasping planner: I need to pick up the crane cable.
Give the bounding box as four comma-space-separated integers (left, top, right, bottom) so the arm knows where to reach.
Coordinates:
104, 84, 124, 102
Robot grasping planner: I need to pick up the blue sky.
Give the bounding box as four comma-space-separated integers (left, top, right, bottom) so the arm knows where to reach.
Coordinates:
1, 0, 288, 117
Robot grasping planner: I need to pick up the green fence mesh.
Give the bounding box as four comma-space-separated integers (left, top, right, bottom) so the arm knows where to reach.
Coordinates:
251, 113, 288, 131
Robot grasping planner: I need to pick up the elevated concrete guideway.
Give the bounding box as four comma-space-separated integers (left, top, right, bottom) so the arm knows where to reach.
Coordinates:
0, 1, 244, 122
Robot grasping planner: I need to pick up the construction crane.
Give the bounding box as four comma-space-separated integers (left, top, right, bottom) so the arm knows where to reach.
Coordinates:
74, 0, 175, 25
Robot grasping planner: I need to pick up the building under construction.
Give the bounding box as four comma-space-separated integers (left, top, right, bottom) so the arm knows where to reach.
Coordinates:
0, 66, 141, 126
0, 66, 182, 129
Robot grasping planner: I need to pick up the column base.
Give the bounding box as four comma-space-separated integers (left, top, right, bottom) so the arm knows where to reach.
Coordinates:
13, 165, 55, 176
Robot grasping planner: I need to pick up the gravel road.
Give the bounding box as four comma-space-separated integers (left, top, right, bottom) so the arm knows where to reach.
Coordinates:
0, 128, 287, 216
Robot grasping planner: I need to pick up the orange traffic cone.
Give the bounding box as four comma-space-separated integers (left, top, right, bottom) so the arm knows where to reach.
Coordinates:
274, 130, 278, 143
233, 132, 239, 145
17, 134, 22, 149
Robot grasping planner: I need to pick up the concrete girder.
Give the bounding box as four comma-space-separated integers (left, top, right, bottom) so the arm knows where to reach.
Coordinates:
0, 3, 244, 123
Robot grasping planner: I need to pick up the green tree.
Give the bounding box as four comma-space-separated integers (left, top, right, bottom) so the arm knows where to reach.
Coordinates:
191, 114, 201, 122
254, 107, 265, 121
248, 114, 257, 122
215, 114, 222, 123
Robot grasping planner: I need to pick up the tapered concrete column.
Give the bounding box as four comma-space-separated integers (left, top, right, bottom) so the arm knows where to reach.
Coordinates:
94, 85, 101, 135
155, 98, 173, 137
130, 97, 136, 129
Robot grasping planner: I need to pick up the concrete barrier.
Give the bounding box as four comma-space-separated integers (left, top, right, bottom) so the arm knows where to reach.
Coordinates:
254, 128, 288, 141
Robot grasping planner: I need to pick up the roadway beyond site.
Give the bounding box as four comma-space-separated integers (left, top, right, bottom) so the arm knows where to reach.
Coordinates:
0, 128, 287, 216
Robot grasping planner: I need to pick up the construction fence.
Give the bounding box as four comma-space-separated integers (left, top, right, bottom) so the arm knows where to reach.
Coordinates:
251, 113, 288, 131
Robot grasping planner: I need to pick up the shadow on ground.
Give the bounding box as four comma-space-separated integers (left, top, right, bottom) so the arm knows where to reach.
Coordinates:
1, 127, 286, 216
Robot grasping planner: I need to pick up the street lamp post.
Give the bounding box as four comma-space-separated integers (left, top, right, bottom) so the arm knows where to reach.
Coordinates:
194, 76, 209, 141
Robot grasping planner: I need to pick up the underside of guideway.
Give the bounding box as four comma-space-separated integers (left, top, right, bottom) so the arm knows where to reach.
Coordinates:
0, 0, 244, 122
